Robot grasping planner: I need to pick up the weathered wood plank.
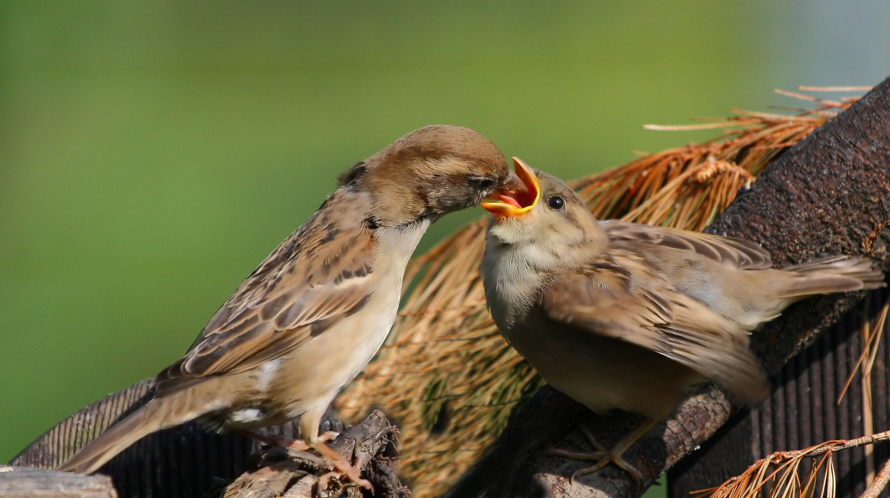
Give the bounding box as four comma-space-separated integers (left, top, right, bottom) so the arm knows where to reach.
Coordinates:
0, 466, 117, 498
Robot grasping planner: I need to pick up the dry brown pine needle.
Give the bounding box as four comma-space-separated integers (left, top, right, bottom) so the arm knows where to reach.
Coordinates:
696, 430, 890, 498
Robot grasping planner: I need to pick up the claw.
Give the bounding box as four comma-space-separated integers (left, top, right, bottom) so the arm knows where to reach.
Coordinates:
310, 437, 373, 491
546, 419, 656, 483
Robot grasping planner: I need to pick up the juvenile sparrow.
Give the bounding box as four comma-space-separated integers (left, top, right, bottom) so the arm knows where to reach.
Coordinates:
57, 125, 520, 484
480, 158, 885, 481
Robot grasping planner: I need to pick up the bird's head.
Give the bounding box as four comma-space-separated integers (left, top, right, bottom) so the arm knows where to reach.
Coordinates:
339, 125, 522, 227
482, 158, 606, 270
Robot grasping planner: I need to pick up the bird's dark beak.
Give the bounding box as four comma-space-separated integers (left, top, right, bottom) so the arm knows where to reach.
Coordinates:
502, 169, 526, 196
482, 157, 541, 218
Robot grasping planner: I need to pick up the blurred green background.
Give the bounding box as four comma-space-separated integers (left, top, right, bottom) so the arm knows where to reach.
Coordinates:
1, 0, 888, 471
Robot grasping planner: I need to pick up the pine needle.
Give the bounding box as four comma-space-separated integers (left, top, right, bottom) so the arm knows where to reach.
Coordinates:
697, 431, 890, 498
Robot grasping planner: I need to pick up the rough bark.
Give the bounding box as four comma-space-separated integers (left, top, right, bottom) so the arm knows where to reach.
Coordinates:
449, 76, 890, 498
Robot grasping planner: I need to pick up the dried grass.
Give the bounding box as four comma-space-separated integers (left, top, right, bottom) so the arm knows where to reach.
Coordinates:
335, 89, 861, 497
696, 430, 890, 498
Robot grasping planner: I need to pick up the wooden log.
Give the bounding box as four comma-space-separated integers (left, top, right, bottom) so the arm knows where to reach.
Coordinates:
0, 466, 117, 498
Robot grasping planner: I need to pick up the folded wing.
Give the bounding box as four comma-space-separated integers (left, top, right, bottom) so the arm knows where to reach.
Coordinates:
539, 257, 767, 402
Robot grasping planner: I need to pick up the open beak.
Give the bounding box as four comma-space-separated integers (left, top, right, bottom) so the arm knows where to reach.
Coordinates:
481, 157, 541, 218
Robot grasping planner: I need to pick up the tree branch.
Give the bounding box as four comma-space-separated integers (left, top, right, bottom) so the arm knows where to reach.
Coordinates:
222, 410, 406, 498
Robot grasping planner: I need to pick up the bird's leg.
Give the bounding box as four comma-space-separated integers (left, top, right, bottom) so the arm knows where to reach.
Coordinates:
234, 429, 331, 451
298, 404, 372, 491
280, 430, 338, 451
546, 418, 658, 482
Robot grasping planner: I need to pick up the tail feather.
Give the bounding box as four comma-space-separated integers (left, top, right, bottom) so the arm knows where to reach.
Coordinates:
779, 256, 886, 298
56, 399, 172, 474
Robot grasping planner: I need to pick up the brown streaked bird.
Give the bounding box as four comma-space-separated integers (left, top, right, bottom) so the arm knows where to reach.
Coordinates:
480, 158, 885, 481
57, 125, 520, 487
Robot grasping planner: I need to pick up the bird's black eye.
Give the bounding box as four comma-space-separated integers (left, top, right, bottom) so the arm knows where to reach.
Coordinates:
471, 177, 495, 191
547, 196, 565, 210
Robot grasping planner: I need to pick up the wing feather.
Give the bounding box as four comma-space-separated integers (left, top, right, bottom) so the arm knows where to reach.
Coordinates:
154, 190, 376, 395
601, 220, 772, 270
540, 257, 767, 401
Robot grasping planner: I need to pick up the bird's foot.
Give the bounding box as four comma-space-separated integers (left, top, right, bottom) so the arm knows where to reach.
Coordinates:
239, 430, 371, 490
546, 425, 644, 483
309, 438, 373, 491
238, 429, 336, 451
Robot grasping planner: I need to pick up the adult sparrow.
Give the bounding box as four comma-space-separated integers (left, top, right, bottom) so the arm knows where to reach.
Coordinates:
57, 125, 520, 486
480, 158, 885, 481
